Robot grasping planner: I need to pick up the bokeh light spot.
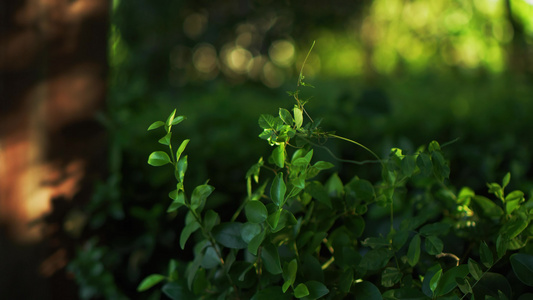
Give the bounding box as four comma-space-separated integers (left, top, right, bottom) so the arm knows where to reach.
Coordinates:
193, 43, 218, 74
269, 40, 295, 67
183, 12, 208, 39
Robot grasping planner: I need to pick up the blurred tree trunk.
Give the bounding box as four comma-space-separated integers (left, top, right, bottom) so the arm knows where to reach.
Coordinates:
504, 0, 533, 75
0, 0, 109, 298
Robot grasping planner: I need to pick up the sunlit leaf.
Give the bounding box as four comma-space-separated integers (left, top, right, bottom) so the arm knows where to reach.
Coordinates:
190, 184, 214, 212
294, 106, 303, 129
175, 139, 190, 165
279, 108, 293, 125
148, 151, 171, 166
147, 121, 165, 131
137, 274, 166, 291
177, 156, 188, 182
294, 283, 309, 298
272, 144, 285, 168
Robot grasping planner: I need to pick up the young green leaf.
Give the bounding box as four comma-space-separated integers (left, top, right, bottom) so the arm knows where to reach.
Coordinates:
177, 156, 188, 182
279, 108, 294, 125
429, 269, 442, 294
147, 120, 165, 131
312, 161, 334, 170
267, 208, 281, 230
171, 115, 185, 126
148, 151, 172, 166
282, 259, 298, 293
158, 132, 172, 145
175, 139, 190, 165
407, 234, 421, 267
190, 184, 215, 212
294, 106, 303, 129
259, 114, 278, 129
272, 144, 285, 168
294, 283, 309, 298
271, 173, 286, 207
137, 274, 166, 291
502, 172, 511, 189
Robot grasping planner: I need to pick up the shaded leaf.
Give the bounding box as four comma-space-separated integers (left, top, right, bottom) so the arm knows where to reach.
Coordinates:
213, 222, 247, 249
180, 221, 200, 249
271, 173, 286, 207
407, 234, 421, 267
245, 201, 268, 223
510, 253, 533, 286
353, 281, 382, 300
262, 243, 282, 275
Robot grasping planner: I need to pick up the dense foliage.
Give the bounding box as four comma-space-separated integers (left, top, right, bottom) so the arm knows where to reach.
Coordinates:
137, 74, 533, 299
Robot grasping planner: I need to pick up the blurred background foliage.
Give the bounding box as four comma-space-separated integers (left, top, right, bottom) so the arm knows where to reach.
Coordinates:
70, 0, 533, 298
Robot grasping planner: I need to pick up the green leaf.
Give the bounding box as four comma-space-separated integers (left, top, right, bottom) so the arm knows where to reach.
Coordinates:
171, 115, 185, 126
456, 277, 473, 295
416, 153, 433, 177
487, 182, 504, 200
294, 283, 309, 298
279, 108, 293, 125
305, 181, 331, 208
267, 208, 281, 230
246, 157, 264, 183
137, 274, 166, 291
312, 161, 334, 170
161, 281, 195, 300
429, 269, 442, 294
480, 242, 494, 268
259, 114, 278, 129
271, 173, 287, 207
177, 156, 188, 182
504, 190, 524, 215
166, 109, 177, 127
325, 173, 344, 198
353, 281, 382, 300
248, 229, 265, 255
203, 210, 219, 232
245, 201, 268, 223
175, 139, 190, 165
305, 280, 329, 299
434, 264, 469, 297
201, 246, 220, 269
425, 235, 444, 255
272, 144, 285, 168
147, 120, 165, 131
339, 269, 354, 293
496, 235, 509, 259
419, 222, 451, 236
401, 155, 416, 177
428, 140, 441, 152
294, 106, 303, 129
500, 212, 528, 239
241, 222, 262, 243
262, 243, 282, 275
472, 196, 504, 218
510, 253, 533, 286
148, 151, 171, 166
158, 132, 172, 145
190, 184, 214, 212
472, 272, 512, 300
180, 221, 200, 249
431, 151, 450, 179
382, 267, 402, 288
468, 258, 483, 280
213, 222, 247, 249
407, 234, 421, 267
502, 172, 511, 189
282, 259, 298, 292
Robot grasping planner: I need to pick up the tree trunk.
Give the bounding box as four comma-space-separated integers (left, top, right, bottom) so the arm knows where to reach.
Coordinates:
0, 0, 109, 298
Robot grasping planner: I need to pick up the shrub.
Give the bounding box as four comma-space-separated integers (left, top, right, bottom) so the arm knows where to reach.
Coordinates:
139, 71, 533, 299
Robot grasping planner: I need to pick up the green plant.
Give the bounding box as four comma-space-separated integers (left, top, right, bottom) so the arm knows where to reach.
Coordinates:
138, 65, 533, 299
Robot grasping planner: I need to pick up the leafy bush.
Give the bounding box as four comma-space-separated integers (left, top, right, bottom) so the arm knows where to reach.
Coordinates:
138, 73, 533, 299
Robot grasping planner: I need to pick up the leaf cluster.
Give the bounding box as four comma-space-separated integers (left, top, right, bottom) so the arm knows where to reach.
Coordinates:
140, 89, 533, 299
